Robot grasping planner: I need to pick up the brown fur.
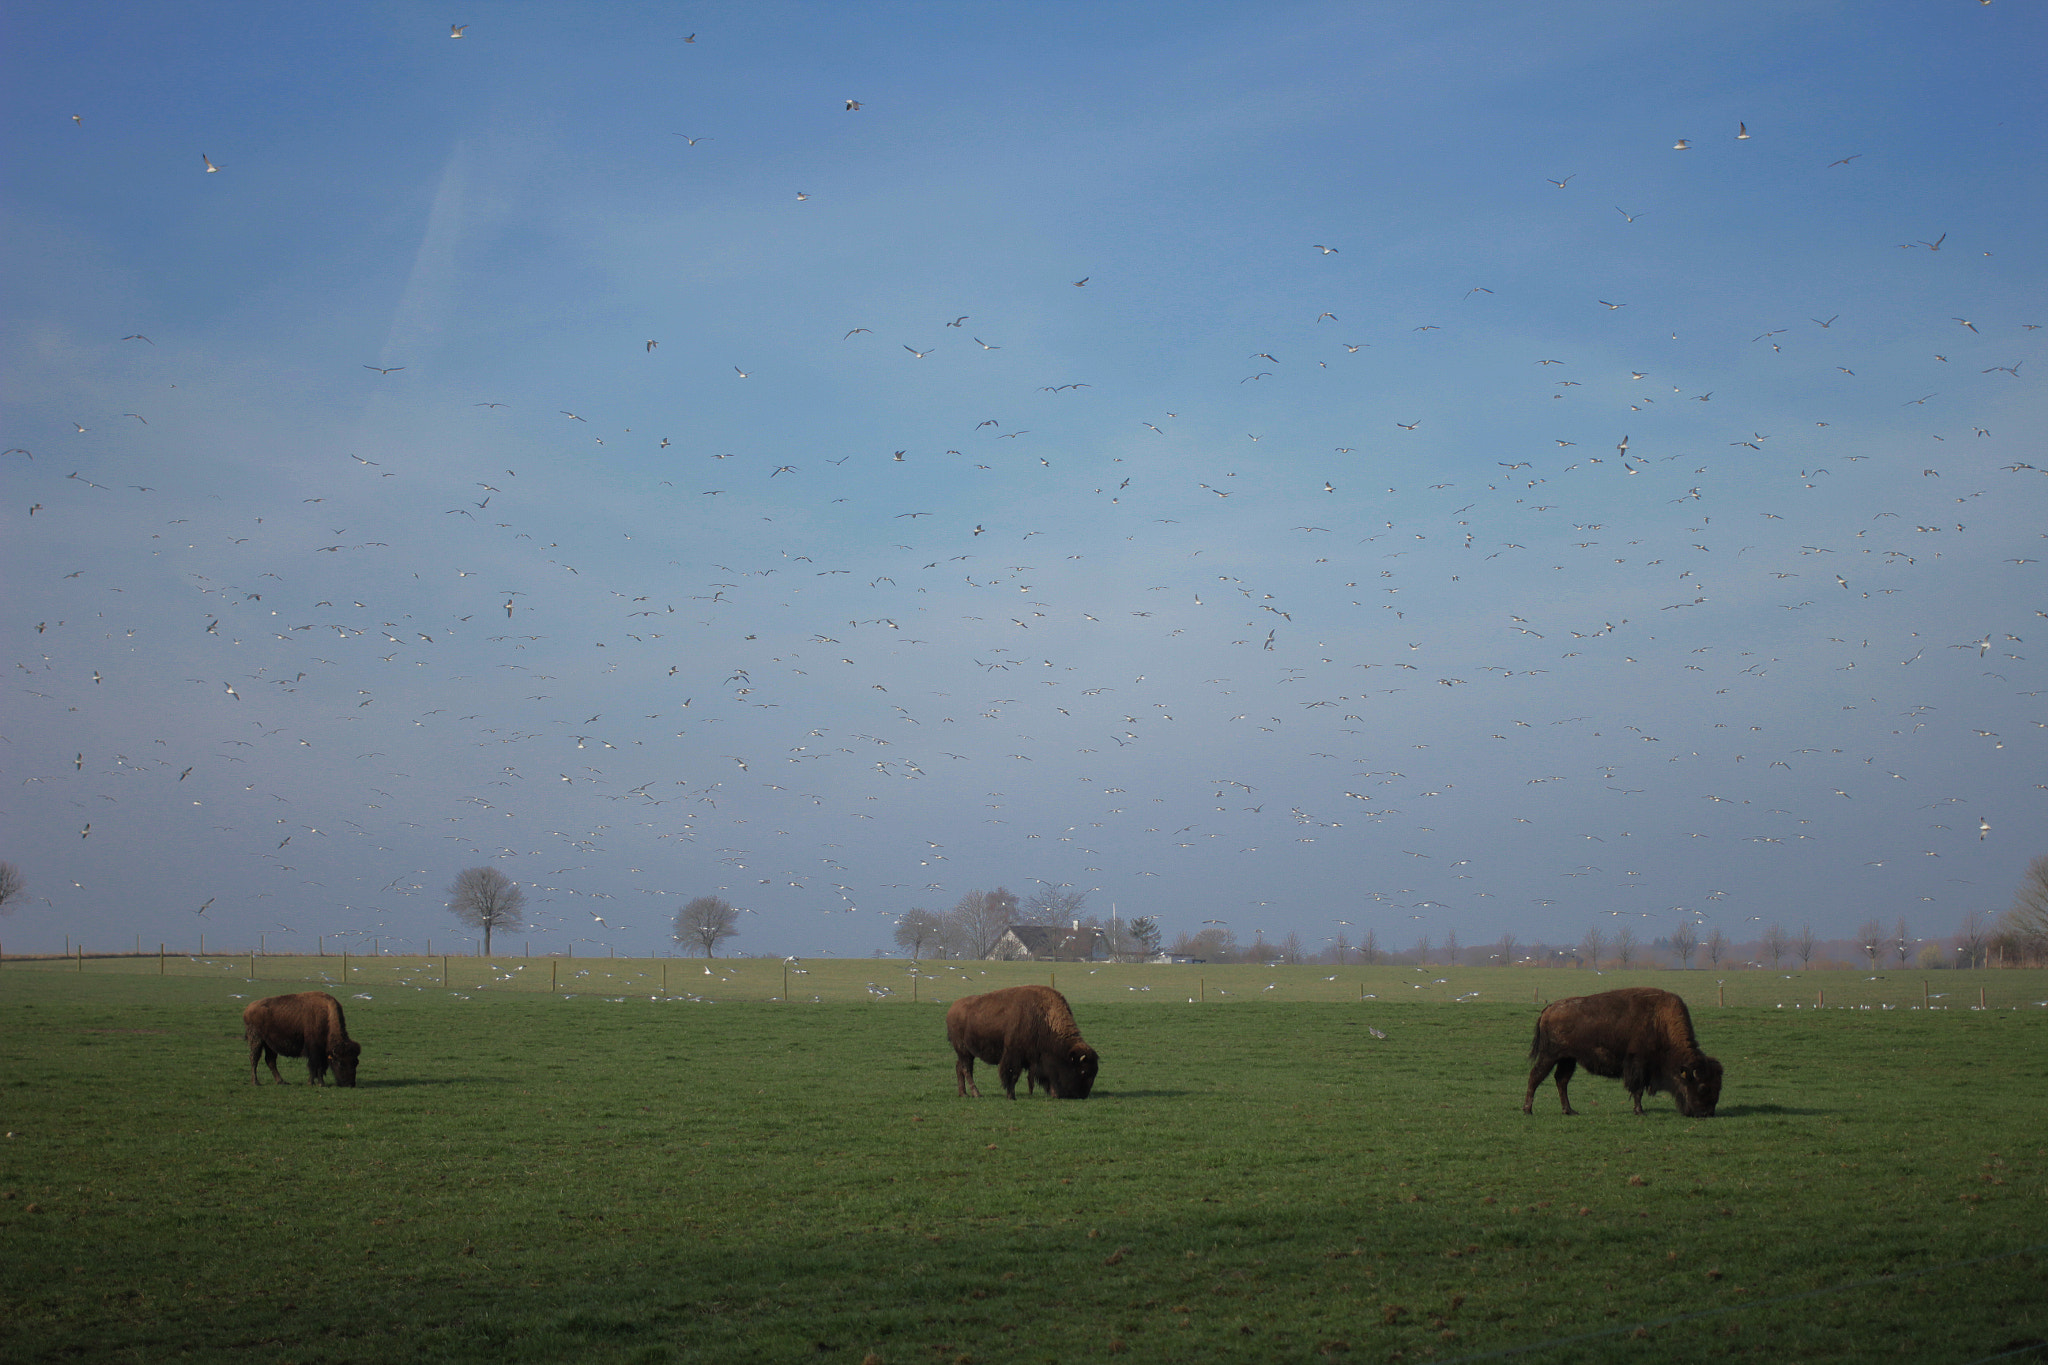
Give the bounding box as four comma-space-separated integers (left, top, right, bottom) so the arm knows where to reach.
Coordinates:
946, 985, 1099, 1099
244, 992, 361, 1087
1524, 986, 1720, 1117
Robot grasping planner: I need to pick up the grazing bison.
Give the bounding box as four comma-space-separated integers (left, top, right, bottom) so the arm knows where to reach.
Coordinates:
1524, 986, 1720, 1117
946, 985, 1098, 1099
244, 991, 361, 1087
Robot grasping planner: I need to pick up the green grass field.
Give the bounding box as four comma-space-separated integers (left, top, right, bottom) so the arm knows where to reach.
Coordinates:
2, 960, 2043, 1363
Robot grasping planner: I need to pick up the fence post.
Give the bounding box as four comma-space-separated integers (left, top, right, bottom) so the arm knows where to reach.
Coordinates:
1981, 986, 1987, 1009
1718, 984, 1725, 1007
250, 952, 256, 980
159, 943, 165, 976
443, 956, 449, 989
1923, 979, 1928, 1008
1200, 976, 1205, 1003
1817, 987, 1824, 1008
342, 951, 348, 983
78, 944, 84, 972
551, 959, 557, 993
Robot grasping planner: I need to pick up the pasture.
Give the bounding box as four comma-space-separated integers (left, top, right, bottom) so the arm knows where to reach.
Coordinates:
1, 960, 2043, 1363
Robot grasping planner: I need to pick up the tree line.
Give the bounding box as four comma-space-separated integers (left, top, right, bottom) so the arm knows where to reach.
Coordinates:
4, 856, 2045, 966
891, 887, 1163, 961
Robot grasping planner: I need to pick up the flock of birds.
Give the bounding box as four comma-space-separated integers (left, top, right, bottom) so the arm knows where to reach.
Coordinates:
8, 19, 2043, 965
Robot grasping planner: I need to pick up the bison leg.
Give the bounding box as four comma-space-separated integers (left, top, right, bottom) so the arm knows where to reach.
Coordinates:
955, 1052, 981, 1098
1526, 1054, 1578, 1114
997, 1052, 1024, 1100
1621, 1056, 1648, 1114
1552, 1057, 1578, 1115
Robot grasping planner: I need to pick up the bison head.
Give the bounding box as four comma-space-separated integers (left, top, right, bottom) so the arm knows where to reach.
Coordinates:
1672, 1054, 1721, 1117
330, 1039, 362, 1088
1048, 1044, 1099, 1099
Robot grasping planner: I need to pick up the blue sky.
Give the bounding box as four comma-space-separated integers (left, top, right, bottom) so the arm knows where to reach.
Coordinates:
4, 2, 2043, 961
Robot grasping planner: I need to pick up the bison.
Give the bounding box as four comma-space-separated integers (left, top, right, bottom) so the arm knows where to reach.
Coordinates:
244, 991, 361, 1087
1524, 986, 1720, 1117
946, 985, 1098, 1099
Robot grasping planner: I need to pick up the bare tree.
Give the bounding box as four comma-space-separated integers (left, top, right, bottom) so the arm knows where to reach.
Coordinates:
1579, 925, 1607, 970
1361, 927, 1379, 965
1761, 923, 1789, 967
1168, 926, 1236, 961
676, 895, 739, 957
1496, 931, 1519, 966
0, 861, 24, 915
1414, 934, 1432, 965
1857, 918, 1885, 969
1244, 932, 1282, 965
1892, 916, 1910, 968
1442, 928, 1461, 966
1613, 926, 1638, 968
446, 866, 525, 955
1704, 926, 1728, 968
893, 907, 945, 960
947, 888, 1018, 959
1022, 884, 1089, 926
1957, 909, 1989, 970
1795, 923, 1817, 967
1670, 921, 1698, 969
1998, 856, 2048, 964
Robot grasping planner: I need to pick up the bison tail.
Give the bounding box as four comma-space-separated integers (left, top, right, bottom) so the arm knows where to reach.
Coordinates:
1528, 1021, 1545, 1061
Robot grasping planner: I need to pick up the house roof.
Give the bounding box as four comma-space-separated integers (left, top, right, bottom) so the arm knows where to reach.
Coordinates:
995, 924, 1103, 960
